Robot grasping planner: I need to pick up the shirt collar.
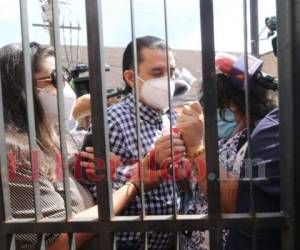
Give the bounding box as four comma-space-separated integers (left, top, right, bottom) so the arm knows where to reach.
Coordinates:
125, 94, 164, 124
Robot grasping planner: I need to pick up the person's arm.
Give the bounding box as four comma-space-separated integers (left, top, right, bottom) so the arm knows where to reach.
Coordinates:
46, 232, 93, 250
49, 140, 183, 249
112, 182, 139, 215
47, 180, 141, 250
219, 167, 239, 213
177, 102, 239, 213
192, 153, 239, 213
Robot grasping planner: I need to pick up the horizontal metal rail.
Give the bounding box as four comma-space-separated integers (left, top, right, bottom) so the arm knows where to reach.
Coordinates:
0, 213, 287, 234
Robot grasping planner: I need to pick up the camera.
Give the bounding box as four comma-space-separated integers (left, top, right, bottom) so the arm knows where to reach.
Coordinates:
71, 63, 113, 97
265, 16, 277, 37
265, 16, 277, 56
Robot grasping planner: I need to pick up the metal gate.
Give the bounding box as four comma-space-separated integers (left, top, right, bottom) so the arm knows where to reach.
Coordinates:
0, 0, 299, 249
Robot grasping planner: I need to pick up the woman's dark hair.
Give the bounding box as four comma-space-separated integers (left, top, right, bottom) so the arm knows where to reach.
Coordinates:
217, 73, 277, 125
30, 42, 55, 77
0, 43, 59, 175
122, 36, 167, 93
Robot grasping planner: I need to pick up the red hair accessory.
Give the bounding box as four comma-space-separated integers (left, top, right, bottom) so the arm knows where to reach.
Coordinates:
215, 53, 263, 90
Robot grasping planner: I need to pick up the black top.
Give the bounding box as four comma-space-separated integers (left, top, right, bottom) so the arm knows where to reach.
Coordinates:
225, 108, 281, 250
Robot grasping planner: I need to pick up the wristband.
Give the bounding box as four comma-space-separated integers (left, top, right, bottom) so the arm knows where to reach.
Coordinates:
187, 147, 205, 159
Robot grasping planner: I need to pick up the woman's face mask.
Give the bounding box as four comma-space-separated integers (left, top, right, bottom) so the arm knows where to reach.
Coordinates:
38, 83, 76, 126
217, 108, 237, 139
140, 75, 175, 110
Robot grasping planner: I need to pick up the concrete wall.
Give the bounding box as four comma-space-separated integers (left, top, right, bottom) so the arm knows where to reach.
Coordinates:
61, 45, 277, 102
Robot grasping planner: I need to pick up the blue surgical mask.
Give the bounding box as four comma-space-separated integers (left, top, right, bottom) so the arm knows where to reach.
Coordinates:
217, 109, 237, 139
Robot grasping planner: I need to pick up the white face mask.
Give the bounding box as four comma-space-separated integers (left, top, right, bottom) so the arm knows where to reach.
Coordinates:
140, 75, 175, 110
38, 84, 76, 126
63, 83, 77, 121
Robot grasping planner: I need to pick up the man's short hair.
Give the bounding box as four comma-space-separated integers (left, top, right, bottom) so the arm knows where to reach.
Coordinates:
122, 36, 167, 93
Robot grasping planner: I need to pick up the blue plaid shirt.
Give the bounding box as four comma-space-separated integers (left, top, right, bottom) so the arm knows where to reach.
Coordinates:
108, 94, 180, 250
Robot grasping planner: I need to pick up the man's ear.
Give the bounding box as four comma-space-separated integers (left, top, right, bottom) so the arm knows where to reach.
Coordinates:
123, 69, 135, 88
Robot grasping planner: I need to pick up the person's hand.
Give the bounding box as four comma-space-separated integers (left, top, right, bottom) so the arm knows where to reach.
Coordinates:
129, 158, 194, 194
154, 133, 186, 167
140, 132, 186, 191
127, 153, 171, 193
80, 147, 121, 176
176, 102, 205, 156
80, 147, 95, 175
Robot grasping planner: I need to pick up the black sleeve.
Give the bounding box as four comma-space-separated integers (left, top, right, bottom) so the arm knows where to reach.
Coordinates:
226, 109, 281, 250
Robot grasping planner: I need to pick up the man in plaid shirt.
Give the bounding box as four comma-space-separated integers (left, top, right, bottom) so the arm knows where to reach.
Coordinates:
109, 36, 185, 250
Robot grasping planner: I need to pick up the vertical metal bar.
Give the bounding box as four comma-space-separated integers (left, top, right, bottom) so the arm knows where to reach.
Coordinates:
85, 0, 113, 249
144, 232, 148, 250
19, 1, 45, 249
0, 235, 7, 250
129, 0, 146, 220
68, 233, 76, 250
19, 0, 42, 222
0, 66, 14, 250
176, 232, 180, 250
0, 66, 11, 218
8, 235, 16, 250
113, 235, 117, 250
250, 0, 259, 56
36, 234, 46, 250
199, 0, 222, 249
52, 1, 75, 249
163, 0, 178, 218
52, 0, 73, 220
277, 0, 300, 249
128, 1, 147, 248
85, 0, 112, 221
242, 0, 256, 249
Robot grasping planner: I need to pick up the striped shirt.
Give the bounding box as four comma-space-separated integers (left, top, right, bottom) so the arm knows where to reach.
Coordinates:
7, 132, 94, 250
